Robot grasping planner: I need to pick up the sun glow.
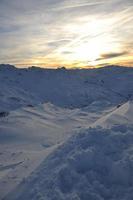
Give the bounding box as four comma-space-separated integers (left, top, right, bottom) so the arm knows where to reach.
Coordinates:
21, 16, 131, 68
57, 18, 124, 67
72, 41, 102, 62
15, 16, 132, 68
61, 36, 120, 67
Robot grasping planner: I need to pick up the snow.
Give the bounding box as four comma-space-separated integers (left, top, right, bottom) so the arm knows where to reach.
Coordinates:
0, 102, 102, 199
0, 64, 133, 200
6, 124, 133, 200
93, 101, 133, 128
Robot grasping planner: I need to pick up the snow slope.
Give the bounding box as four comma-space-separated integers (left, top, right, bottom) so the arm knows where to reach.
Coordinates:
0, 102, 106, 199
3, 103, 133, 200
6, 103, 133, 200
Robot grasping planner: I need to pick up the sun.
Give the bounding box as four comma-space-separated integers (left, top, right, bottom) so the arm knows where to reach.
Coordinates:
71, 39, 104, 66
74, 43, 100, 62
32, 59, 41, 65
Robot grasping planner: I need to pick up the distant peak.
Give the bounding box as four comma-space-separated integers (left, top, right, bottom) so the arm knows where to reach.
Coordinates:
0, 64, 16, 70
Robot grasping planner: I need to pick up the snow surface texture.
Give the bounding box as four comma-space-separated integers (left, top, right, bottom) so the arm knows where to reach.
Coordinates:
0, 64, 133, 200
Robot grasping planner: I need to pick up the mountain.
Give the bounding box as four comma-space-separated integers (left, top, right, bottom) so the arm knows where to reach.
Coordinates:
0, 64, 133, 112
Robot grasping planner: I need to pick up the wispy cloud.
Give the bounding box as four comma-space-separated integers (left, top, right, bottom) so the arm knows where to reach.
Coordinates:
53, 1, 105, 11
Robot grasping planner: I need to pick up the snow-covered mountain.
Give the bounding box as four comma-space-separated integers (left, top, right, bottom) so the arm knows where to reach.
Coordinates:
0, 64, 133, 200
0, 64, 133, 112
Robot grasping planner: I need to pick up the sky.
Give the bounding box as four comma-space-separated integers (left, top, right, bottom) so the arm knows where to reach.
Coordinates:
0, 0, 133, 68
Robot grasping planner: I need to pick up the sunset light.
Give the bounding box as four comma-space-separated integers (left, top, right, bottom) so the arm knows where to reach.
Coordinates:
0, 0, 132, 68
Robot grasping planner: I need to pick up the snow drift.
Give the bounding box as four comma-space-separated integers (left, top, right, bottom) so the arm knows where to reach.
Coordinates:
93, 101, 133, 128
8, 124, 133, 200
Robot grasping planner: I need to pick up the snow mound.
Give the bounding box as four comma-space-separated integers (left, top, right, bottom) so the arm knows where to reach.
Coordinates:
9, 125, 133, 200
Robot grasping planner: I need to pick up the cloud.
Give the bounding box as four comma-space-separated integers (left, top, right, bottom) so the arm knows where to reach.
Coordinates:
54, 1, 105, 11
96, 51, 129, 61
